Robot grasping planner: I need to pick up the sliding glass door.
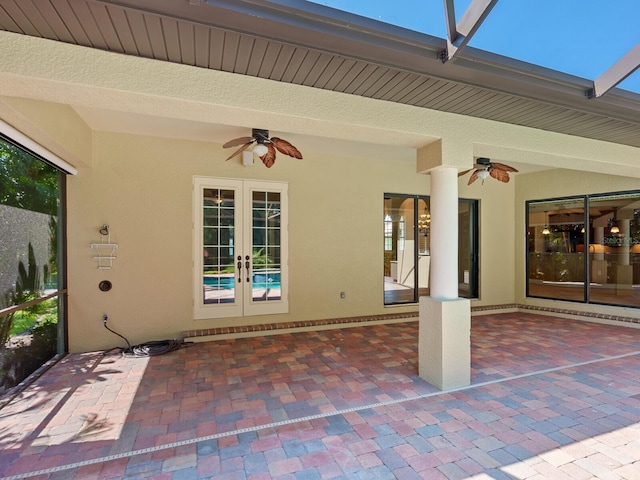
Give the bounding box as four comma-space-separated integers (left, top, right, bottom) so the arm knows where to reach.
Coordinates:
383, 194, 478, 305
527, 191, 640, 307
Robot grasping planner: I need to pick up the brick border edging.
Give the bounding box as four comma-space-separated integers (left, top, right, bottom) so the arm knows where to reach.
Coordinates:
181, 312, 419, 340
181, 303, 640, 340
517, 304, 640, 325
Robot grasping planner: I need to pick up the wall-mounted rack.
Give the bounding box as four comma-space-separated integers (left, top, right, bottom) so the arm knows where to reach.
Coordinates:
91, 224, 118, 269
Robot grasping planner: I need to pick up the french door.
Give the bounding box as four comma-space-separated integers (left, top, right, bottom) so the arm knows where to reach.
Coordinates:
194, 177, 288, 319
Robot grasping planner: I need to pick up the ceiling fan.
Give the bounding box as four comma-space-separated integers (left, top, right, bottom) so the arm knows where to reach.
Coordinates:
223, 128, 302, 168
460, 157, 518, 185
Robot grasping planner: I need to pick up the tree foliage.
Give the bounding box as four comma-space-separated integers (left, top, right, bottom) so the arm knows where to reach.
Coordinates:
0, 139, 59, 215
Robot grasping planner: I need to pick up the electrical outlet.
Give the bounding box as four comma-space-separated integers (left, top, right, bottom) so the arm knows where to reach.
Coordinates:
340, 291, 345, 299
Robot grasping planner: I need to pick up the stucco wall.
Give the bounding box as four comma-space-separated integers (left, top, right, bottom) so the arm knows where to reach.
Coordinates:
66, 131, 438, 352
4, 31, 640, 352
63, 130, 519, 352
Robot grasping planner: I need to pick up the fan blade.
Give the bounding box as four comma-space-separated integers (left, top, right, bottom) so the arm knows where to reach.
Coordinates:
467, 170, 480, 185
490, 162, 518, 172
224, 141, 253, 161
260, 143, 277, 168
459, 168, 473, 177
270, 137, 302, 159
223, 136, 254, 148
489, 167, 510, 183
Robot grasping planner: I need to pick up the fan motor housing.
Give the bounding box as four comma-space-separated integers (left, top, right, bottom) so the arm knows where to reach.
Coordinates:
252, 128, 269, 143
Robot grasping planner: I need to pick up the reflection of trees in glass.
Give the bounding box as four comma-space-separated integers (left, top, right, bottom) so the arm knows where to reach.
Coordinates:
0, 139, 58, 215
0, 138, 60, 392
1, 138, 59, 302
15, 243, 42, 306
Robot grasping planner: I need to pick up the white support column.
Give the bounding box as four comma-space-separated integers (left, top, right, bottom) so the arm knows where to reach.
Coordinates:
430, 168, 460, 300
419, 166, 471, 390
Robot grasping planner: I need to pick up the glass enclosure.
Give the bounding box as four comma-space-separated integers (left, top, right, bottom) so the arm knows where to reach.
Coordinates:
0, 136, 65, 393
527, 191, 640, 307
383, 195, 478, 304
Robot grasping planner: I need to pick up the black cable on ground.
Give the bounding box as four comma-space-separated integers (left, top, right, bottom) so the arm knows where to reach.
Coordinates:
102, 315, 186, 357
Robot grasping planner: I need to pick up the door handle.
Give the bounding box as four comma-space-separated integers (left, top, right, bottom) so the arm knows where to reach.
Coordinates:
245, 255, 250, 283
237, 255, 242, 282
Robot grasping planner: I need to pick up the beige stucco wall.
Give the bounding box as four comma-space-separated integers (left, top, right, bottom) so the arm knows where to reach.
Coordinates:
2, 31, 640, 351
66, 131, 438, 351
63, 129, 518, 353
0, 97, 92, 169
465, 175, 517, 306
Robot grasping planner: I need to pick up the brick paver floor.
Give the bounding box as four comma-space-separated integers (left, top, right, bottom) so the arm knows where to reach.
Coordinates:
1, 312, 640, 479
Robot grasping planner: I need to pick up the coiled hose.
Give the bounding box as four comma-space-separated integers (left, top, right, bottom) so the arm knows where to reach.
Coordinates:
103, 315, 184, 357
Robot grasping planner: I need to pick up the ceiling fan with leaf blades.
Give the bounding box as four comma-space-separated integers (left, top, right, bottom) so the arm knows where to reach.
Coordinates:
223, 128, 303, 168
459, 157, 518, 185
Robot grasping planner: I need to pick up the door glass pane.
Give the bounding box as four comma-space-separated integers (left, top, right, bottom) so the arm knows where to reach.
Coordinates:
416, 198, 431, 298
527, 199, 586, 301
384, 195, 420, 304
458, 200, 478, 298
202, 188, 235, 304
384, 195, 478, 304
252, 191, 281, 302
588, 193, 640, 307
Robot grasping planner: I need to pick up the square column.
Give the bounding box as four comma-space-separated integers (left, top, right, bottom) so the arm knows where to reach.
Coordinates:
419, 296, 471, 390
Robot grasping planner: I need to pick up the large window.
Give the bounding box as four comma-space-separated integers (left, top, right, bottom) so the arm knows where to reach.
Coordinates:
383, 194, 478, 304
527, 191, 640, 307
0, 135, 66, 394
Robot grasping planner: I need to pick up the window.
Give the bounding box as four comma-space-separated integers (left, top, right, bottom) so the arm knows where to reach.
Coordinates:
527, 191, 640, 308
384, 215, 393, 251
0, 135, 66, 392
383, 194, 478, 304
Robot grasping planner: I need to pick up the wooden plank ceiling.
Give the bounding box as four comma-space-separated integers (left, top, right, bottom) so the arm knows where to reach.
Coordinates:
1, 0, 640, 148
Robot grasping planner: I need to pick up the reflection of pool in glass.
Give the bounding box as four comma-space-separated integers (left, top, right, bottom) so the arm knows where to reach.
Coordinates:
204, 272, 281, 289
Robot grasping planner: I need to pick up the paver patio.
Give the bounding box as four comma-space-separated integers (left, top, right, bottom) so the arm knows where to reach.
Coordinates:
1, 312, 640, 479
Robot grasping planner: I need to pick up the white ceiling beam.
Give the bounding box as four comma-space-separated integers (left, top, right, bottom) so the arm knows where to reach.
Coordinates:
443, 0, 457, 44
588, 43, 640, 98
441, 0, 499, 62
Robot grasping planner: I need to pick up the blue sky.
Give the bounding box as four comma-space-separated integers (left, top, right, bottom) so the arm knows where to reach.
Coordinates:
306, 0, 640, 94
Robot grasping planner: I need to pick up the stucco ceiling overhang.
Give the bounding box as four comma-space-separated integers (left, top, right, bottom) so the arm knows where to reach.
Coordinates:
1, 0, 640, 161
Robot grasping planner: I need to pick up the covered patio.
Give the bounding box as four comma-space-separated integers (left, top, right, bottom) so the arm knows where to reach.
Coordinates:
1, 311, 640, 479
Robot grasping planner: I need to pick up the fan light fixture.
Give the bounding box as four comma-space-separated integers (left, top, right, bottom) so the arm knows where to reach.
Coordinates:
253, 143, 269, 156
223, 128, 303, 168
460, 157, 518, 185
477, 169, 490, 181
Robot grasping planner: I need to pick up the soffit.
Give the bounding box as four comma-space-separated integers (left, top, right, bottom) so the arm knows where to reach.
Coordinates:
1, 0, 639, 148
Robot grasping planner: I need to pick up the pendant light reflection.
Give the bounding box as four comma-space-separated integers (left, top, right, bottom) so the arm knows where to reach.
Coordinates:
542, 211, 550, 235
610, 207, 619, 234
